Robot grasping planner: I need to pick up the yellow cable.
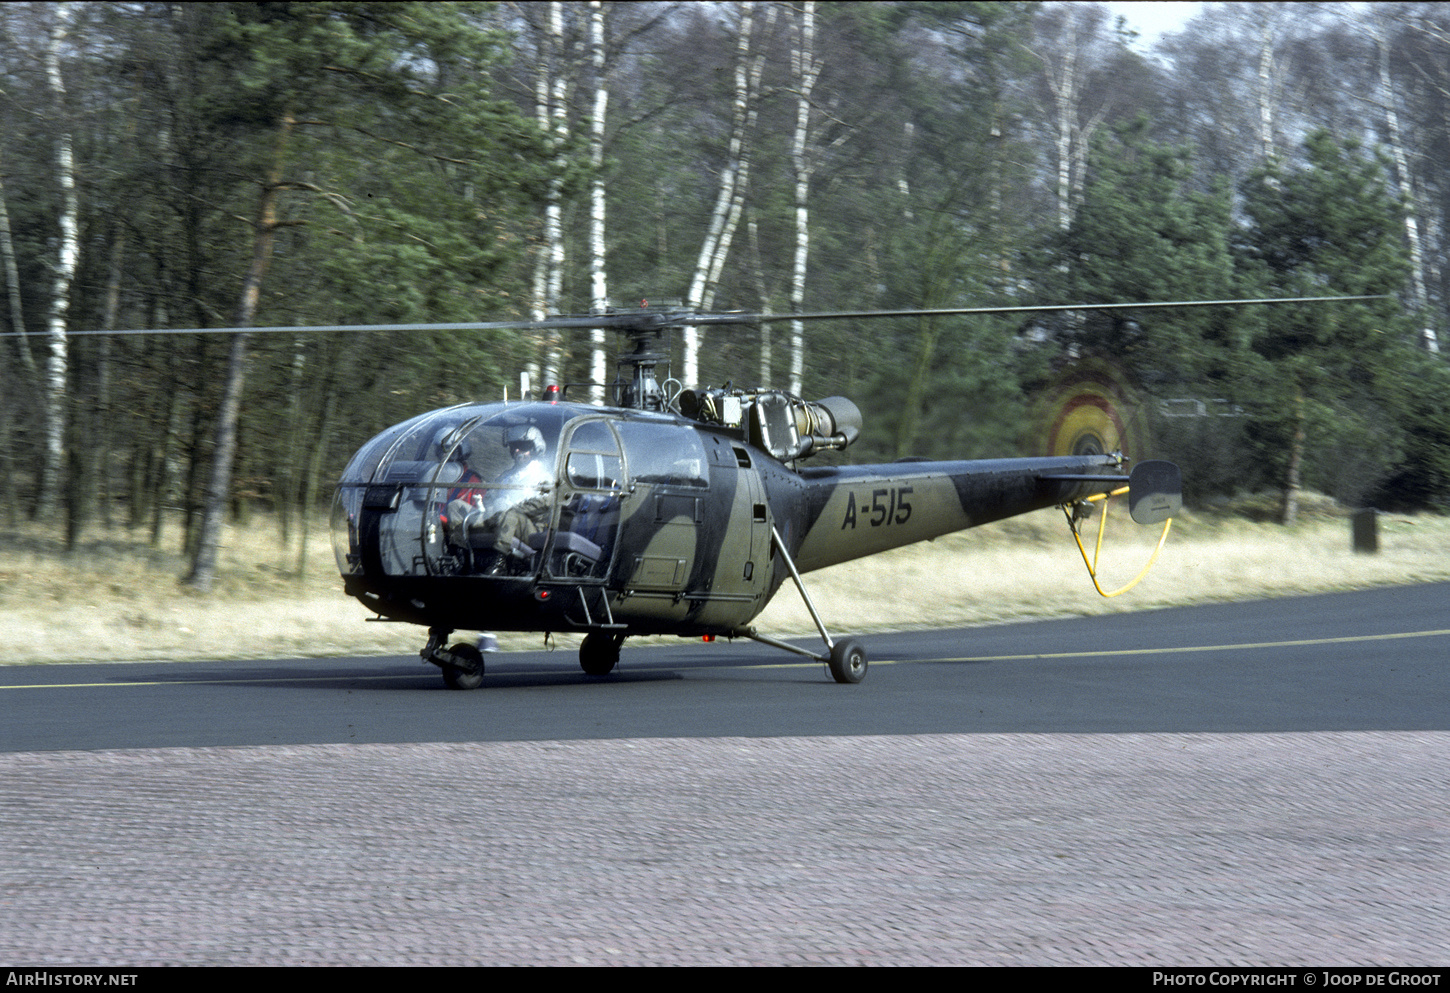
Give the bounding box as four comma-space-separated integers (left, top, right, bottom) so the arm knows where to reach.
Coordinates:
1064, 489, 1173, 598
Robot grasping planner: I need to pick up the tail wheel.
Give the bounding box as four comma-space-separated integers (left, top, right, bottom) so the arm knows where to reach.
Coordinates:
441, 643, 484, 690
828, 637, 868, 684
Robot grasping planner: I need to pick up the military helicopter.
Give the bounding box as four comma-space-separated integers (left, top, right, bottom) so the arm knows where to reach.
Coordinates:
323, 296, 1369, 689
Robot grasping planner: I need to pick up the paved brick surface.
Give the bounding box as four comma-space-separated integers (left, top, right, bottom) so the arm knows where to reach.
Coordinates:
2, 732, 1447, 966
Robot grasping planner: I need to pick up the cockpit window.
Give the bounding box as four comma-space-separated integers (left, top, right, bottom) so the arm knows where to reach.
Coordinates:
333, 402, 579, 579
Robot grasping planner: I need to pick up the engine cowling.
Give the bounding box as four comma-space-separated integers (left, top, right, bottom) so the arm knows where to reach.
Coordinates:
681, 387, 862, 462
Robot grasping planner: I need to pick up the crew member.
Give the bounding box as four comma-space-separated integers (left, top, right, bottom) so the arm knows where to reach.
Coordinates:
433, 427, 485, 527
481, 425, 553, 573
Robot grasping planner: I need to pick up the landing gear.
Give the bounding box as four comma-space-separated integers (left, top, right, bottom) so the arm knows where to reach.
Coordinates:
579, 631, 625, 676
422, 627, 485, 690
441, 643, 484, 690
828, 637, 868, 684
731, 525, 870, 684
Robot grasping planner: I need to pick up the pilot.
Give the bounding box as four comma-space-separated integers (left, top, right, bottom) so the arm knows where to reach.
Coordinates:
479, 425, 553, 574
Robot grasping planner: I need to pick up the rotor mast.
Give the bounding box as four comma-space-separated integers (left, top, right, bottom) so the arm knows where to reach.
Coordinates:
601, 308, 688, 411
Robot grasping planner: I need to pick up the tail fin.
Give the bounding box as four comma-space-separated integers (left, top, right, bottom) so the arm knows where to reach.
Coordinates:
1128, 460, 1182, 525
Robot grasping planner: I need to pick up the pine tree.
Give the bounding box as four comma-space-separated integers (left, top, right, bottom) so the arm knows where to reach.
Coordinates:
1059, 118, 1243, 385
1237, 130, 1417, 518
180, 2, 548, 589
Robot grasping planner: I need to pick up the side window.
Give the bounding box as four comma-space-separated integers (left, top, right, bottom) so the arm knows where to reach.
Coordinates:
617, 420, 709, 488
566, 419, 619, 454
566, 452, 623, 491
563, 419, 623, 491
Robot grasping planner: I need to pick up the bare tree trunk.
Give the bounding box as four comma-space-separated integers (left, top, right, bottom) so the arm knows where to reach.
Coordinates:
185, 112, 295, 591
1032, 8, 1113, 232
0, 368, 12, 527
38, 2, 78, 518
530, 1, 568, 388
278, 336, 308, 549
1253, 8, 1284, 165
150, 371, 185, 547
685, 1, 768, 386
0, 150, 31, 526
747, 215, 773, 384
96, 229, 125, 527
1046, 18, 1077, 232
1281, 382, 1305, 526
0, 150, 36, 381
588, 0, 610, 402
1372, 12, 1437, 354
295, 355, 342, 579
787, 1, 817, 397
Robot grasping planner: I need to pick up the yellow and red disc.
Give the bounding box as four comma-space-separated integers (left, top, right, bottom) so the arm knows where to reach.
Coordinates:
1029, 358, 1148, 460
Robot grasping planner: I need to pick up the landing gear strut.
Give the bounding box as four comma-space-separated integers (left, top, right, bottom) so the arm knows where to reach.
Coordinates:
732, 526, 869, 684
423, 627, 485, 690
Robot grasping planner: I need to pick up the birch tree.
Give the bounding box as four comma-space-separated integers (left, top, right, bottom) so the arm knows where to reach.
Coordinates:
1404, 7, 1450, 352
588, 0, 609, 401
1030, 4, 1118, 232
1156, 3, 1301, 183
683, 1, 771, 387
786, 0, 818, 396
37, 2, 77, 518
1370, 7, 1437, 353
531, 1, 568, 388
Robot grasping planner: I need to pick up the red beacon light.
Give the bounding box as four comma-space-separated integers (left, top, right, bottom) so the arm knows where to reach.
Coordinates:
543, 384, 561, 403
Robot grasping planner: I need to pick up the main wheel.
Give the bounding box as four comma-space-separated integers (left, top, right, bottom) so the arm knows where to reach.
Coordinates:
579, 632, 624, 676
441, 643, 485, 690
827, 637, 868, 684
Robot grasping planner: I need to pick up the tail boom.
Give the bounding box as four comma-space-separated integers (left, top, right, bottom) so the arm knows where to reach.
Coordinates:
790, 454, 1132, 572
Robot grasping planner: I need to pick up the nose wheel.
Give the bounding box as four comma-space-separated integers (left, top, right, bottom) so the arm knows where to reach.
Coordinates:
579, 631, 625, 676
440, 643, 484, 689
423, 628, 485, 690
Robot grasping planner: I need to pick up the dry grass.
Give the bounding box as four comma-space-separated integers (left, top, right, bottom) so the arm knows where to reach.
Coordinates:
761, 502, 1450, 633
3, 499, 1448, 665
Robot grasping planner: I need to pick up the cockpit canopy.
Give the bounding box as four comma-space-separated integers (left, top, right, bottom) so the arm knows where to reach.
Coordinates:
332, 400, 713, 585
338, 401, 574, 488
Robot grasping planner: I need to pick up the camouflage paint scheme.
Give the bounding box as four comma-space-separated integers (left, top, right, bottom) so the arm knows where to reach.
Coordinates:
333, 400, 1125, 640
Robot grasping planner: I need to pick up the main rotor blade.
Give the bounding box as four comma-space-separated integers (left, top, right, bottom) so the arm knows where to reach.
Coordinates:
0, 314, 638, 338
0, 295, 1389, 338
713, 295, 1391, 325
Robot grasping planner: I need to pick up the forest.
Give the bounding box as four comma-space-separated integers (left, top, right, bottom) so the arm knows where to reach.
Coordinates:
3, 1, 1449, 586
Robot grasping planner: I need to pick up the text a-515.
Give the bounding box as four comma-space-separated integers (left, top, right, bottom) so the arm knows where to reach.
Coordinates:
841, 487, 914, 529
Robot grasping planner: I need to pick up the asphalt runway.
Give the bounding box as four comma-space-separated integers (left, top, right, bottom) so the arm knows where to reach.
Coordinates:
3, 583, 1448, 965
3, 582, 1449, 751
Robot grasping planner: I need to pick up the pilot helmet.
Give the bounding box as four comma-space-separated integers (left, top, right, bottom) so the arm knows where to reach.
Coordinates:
432, 425, 472, 463
503, 425, 546, 460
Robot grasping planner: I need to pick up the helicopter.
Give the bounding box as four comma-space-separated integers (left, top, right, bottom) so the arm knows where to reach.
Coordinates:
322, 296, 1372, 689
